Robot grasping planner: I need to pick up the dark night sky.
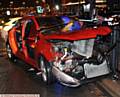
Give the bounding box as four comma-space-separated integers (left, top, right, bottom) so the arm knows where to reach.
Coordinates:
0, 0, 62, 7
0, 0, 36, 7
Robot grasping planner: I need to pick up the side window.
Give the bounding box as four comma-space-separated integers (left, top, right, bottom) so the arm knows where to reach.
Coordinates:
24, 19, 36, 38
15, 20, 23, 49
15, 20, 22, 33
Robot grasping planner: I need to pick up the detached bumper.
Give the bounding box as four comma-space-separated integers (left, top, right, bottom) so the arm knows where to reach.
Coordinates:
52, 66, 80, 87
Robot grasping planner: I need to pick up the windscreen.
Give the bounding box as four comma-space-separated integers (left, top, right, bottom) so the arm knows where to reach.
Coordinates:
36, 16, 81, 35
36, 17, 65, 35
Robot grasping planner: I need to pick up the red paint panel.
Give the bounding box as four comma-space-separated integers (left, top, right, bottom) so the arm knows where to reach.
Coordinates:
9, 27, 19, 54
44, 26, 111, 40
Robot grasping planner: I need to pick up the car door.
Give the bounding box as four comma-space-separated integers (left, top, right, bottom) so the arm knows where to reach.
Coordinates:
8, 19, 27, 60
22, 18, 37, 66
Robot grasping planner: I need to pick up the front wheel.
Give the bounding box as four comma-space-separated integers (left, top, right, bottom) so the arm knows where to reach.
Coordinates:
6, 41, 16, 62
39, 55, 55, 84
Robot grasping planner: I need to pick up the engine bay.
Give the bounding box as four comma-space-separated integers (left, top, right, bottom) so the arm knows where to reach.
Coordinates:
50, 39, 110, 81
51, 39, 95, 79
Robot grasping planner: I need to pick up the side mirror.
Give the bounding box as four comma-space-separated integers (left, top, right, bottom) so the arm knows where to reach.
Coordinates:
83, 3, 90, 12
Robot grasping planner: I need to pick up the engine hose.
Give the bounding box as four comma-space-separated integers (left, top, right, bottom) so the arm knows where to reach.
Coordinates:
61, 48, 68, 60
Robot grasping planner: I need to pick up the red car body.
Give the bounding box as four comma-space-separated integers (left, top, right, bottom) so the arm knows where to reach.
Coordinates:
7, 16, 112, 86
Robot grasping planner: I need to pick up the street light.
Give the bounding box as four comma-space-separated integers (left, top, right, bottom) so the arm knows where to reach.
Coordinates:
55, 4, 59, 10
9, 1, 14, 8
22, 2, 26, 7
6, 10, 11, 16
10, 1, 13, 4
36, 0, 39, 5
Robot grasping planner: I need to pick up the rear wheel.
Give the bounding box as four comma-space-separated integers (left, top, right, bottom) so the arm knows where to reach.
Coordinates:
39, 55, 55, 84
6, 41, 17, 62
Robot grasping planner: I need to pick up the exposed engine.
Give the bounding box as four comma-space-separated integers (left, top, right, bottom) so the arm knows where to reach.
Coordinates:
50, 39, 110, 87
51, 39, 95, 79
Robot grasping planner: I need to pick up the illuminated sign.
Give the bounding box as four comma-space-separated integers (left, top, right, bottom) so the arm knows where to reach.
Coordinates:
36, 6, 44, 13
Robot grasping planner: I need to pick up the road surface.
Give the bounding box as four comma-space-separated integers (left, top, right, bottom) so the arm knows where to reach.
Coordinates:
0, 37, 111, 97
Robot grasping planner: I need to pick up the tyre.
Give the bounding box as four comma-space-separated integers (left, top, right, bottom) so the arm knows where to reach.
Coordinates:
6, 41, 17, 62
39, 55, 55, 84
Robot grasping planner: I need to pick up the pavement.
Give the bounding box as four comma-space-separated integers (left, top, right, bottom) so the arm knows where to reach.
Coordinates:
97, 76, 120, 97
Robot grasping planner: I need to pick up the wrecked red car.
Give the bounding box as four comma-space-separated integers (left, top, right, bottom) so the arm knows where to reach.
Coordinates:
6, 16, 112, 87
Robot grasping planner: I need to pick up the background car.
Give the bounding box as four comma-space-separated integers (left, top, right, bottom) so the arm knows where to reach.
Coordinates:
0, 17, 22, 41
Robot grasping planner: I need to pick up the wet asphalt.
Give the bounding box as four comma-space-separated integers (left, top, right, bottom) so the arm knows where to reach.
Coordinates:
0, 37, 109, 97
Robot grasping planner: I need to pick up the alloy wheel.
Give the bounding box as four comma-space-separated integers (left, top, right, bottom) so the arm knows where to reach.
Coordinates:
40, 57, 47, 82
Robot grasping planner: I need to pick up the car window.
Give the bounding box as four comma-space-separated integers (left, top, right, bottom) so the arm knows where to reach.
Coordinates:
24, 19, 36, 38
36, 17, 63, 27
36, 17, 65, 35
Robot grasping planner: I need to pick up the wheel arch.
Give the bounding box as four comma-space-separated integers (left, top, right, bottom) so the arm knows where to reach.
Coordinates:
38, 54, 55, 84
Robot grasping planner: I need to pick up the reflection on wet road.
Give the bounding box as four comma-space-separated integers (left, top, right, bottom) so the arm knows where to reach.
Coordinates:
0, 38, 108, 97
